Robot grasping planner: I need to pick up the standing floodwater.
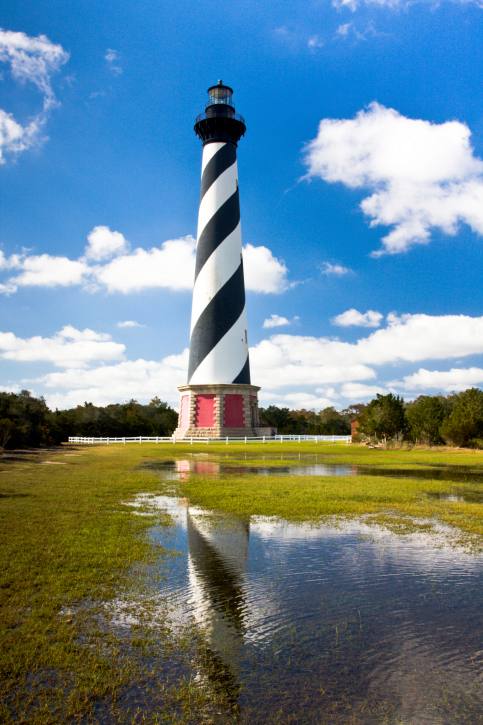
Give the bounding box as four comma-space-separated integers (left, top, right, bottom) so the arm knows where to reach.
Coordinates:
132, 494, 483, 724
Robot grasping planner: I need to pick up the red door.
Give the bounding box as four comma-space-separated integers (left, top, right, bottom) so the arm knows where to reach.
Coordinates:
224, 394, 244, 427
195, 394, 215, 427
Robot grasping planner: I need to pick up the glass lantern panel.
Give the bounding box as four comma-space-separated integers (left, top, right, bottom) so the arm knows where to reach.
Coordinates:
208, 86, 233, 106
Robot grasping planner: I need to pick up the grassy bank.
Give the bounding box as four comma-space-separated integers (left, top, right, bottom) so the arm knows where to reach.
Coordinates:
1, 442, 482, 722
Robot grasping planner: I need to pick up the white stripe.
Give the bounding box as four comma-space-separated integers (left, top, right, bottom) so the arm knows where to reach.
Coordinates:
190, 223, 242, 333
189, 310, 249, 385
197, 161, 237, 238
201, 142, 225, 174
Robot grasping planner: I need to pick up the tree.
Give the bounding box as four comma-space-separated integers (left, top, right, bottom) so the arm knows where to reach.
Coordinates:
318, 407, 350, 435
0, 418, 15, 448
0, 391, 52, 448
341, 403, 367, 420
358, 393, 407, 443
259, 405, 352, 434
406, 395, 449, 445
259, 406, 292, 432
440, 388, 483, 447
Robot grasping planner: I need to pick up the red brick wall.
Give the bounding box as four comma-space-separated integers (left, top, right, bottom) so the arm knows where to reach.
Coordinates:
195, 394, 215, 427
179, 395, 190, 430
224, 394, 244, 427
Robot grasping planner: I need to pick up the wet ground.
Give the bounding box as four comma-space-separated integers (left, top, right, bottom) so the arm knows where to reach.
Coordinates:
123, 455, 483, 723
142, 457, 483, 503
0, 447, 66, 463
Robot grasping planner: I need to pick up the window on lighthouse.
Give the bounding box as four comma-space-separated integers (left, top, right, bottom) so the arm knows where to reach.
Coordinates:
208, 82, 233, 107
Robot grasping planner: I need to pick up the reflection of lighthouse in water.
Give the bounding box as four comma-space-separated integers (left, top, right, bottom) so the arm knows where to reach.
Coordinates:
186, 505, 249, 707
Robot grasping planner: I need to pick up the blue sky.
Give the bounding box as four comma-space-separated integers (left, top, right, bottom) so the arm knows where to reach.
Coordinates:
1, 0, 482, 410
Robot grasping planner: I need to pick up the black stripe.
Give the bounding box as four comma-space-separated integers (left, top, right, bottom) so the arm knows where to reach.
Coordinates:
232, 355, 251, 384
200, 143, 236, 200
187, 514, 246, 631
188, 263, 246, 382
195, 189, 240, 279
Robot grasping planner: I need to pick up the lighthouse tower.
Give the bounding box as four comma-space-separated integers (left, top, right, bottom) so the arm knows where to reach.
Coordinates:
174, 82, 263, 439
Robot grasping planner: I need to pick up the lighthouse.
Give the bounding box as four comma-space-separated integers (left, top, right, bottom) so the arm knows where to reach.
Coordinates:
174, 82, 263, 439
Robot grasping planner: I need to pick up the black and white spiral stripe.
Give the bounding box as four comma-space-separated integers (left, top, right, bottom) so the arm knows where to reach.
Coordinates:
188, 141, 251, 385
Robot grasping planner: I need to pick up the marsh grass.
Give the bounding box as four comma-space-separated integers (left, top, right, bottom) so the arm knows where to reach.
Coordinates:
1, 442, 482, 722
195, 443, 483, 468
0, 447, 232, 723
178, 472, 482, 541
138, 442, 483, 542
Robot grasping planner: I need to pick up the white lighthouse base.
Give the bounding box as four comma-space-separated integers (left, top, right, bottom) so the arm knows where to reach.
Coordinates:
173, 383, 271, 439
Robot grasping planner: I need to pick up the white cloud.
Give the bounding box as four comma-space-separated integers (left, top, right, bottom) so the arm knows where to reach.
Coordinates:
258, 390, 337, 410
307, 35, 325, 49
0, 250, 22, 293
0, 28, 68, 107
104, 48, 122, 75
38, 351, 188, 409
85, 226, 129, 261
9, 254, 88, 290
339, 382, 387, 399
58, 325, 111, 342
320, 261, 352, 276
0, 109, 40, 163
117, 320, 144, 329
251, 335, 376, 389
304, 103, 483, 254
334, 21, 380, 40
0, 250, 22, 270
0, 384, 21, 394
19, 312, 483, 410
251, 313, 483, 391
0, 281, 17, 295
0, 28, 68, 163
356, 313, 483, 364
332, 308, 383, 327
89, 236, 288, 294
332, 0, 483, 9
336, 23, 352, 36
395, 367, 483, 392
93, 236, 195, 293
0, 231, 290, 296
27, 330, 378, 409
273, 26, 296, 45
243, 243, 289, 293
333, 0, 400, 9
263, 314, 291, 329
0, 326, 125, 368
274, 26, 290, 34
332, 0, 359, 9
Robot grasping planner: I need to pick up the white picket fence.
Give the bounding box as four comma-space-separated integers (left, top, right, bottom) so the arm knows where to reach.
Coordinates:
68, 435, 352, 445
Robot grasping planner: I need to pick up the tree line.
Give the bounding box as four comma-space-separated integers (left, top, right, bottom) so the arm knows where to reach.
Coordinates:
259, 405, 356, 436
261, 389, 483, 447
354, 388, 483, 447
0, 392, 178, 449
0, 387, 481, 449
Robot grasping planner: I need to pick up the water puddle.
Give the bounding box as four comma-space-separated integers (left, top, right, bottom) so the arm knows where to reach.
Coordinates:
123, 494, 483, 723
142, 456, 483, 485
426, 490, 483, 503
143, 458, 354, 479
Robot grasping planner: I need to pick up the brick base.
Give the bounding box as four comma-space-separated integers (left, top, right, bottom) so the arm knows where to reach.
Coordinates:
176, 426, 273, 439
173, 383, 267, 439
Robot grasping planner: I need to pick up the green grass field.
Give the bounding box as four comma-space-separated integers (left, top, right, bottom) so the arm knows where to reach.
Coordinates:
1, 442, 482, 722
